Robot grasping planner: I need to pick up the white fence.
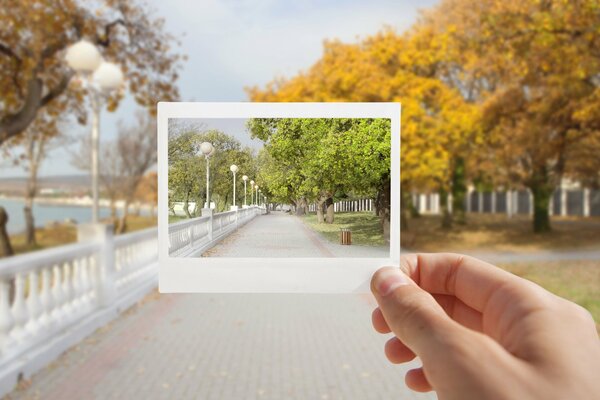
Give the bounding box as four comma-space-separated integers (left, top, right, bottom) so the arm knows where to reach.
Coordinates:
169, 206, 263, 257
0, 225, 158, 397
413, 188, 600, 217
308, 198, 374, 213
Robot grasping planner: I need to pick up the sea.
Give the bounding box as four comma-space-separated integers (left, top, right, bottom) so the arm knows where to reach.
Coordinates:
0, 198, 149, 234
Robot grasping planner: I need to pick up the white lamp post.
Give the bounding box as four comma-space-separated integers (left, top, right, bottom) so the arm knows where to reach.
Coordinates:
255, 185, 259, 206
242, 175, 248, 207
258, 189, 262, 207
250, 180, 255, 206
65, 40, 123, 223
200, 142, 215, 211
230, 165, 238, 210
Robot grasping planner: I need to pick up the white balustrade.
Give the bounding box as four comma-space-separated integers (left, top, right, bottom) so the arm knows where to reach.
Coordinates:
0, 226, 159, 397
168, 206, 262, 257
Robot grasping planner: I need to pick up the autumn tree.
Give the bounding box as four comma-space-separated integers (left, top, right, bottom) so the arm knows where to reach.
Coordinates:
72, 110, 156, 232
248, 32, 478, 230
7, 105, 68, 246
0, 0, 181, 143
426, 0, 600, 232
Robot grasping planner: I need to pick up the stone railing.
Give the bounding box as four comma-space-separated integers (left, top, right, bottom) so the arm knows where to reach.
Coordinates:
0, 225, 158, 397
169, 206, 263, 257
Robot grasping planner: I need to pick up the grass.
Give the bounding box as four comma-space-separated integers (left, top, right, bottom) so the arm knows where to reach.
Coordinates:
9, 215, 157, 256
402, 213, 600, 253
301, 211, 385, 247
499, 260, 600, 330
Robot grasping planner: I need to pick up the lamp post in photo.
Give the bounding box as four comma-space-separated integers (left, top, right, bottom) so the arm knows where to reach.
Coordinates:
230, 164, 238, 210
65, 40, 124, 223
200, 142, 215, 216
255, 185, 259, 207
242, 175, 248, 208
250, 181, 255, 205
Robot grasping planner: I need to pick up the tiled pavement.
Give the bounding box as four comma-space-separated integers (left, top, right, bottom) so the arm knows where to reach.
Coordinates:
204, 212, 389, 258
7, 292, 436, 400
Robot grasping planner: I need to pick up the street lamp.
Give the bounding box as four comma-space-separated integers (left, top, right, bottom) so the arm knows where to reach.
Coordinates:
200, 142, 215, 210
65, 40, 124, 224
258, 189, 262, 207
255, 185, 259, 206
250, 180, 255, 206
230, 165, 238, 209
242, 175, 248, 207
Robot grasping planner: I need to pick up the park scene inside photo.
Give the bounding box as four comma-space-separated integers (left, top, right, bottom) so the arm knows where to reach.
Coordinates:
166, 115, 393, 259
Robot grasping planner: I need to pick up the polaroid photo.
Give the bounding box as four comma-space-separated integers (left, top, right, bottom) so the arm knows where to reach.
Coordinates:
158, 102, 400, 293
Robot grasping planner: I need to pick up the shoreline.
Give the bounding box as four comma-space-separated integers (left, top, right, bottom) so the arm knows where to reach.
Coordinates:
0, 194, 154, 211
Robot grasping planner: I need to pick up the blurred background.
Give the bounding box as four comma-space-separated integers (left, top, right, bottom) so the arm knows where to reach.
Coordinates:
0, 0, 598, 399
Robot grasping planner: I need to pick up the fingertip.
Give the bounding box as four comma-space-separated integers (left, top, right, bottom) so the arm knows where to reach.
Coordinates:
371, 266, 410, 297
371, 307, 391, 334
405, 367, 433, 392
384, 336, 416, 364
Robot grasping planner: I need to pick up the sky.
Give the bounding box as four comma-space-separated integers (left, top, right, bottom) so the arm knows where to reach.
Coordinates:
1, 0, 437, 178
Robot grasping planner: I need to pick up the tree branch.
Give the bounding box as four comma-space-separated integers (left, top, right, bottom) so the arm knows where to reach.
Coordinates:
97, 18, 127, 47
41, 70, 75, 107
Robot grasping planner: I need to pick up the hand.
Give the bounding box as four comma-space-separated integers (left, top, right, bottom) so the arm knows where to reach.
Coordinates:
370, 253, 600, 400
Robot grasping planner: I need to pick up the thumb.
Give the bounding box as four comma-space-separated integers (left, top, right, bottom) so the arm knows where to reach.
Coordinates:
371, 266, 469, 364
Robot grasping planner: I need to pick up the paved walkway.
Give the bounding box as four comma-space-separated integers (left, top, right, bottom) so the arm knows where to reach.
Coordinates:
8, 292, 436, 400
204, 212, 389, 258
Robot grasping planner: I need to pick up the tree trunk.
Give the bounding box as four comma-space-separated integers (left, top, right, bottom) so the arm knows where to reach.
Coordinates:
295, 197, 307, 216
439, 188, 452, 229
24, 203, 36, 246
183, 190, 192, 218
377, 176, 391, 243
0, 207, 14, 258
24, 186, 37, 246
116, 200, 129, 234
400, 187, 410, 231
451, 157, 467, 224
529, 167, 553, 233
315, 194, 329, 223
325, 197, 334, 224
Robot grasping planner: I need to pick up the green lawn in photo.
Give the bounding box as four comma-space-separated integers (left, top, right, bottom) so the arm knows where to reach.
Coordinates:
301, 211, 385, 247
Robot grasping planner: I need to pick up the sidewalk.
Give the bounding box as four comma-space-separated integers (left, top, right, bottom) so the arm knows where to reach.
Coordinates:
204, 211, 389, 258
8, 291, 436, 400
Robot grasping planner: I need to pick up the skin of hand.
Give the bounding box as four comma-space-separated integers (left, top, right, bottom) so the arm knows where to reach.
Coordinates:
370, 253, 600, 400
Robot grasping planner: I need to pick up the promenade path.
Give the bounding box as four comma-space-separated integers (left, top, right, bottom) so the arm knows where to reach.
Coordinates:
7, 212, 433, 399
8, 292, 435, 400
204, 211, 389, 258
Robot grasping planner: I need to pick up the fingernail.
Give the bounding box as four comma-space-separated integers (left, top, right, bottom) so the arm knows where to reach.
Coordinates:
375, 268, 409, 296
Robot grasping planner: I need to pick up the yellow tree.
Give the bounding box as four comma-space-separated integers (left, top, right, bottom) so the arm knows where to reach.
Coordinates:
248, 30, 478, 229
0, 0, 182, 143
427, 0, 600, 232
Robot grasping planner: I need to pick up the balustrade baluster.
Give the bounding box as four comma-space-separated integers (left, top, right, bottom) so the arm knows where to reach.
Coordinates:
10, 273, 29, 343
71, 260, 82, 314
38, 268, 53, 331
0, 279, 15, 353
51, 265, 64, 324
80, 256, 91, 311
62, 262, 74, 319
25, 270, 42, 337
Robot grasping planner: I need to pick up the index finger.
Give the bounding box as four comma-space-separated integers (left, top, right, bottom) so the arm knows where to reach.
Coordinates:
400, 253, 546, 314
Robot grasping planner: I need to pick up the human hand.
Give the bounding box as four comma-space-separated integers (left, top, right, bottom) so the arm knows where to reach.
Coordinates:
370, 253, 600, 400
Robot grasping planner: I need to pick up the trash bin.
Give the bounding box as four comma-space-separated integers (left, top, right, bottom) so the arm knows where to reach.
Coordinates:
340, 228, 352, 245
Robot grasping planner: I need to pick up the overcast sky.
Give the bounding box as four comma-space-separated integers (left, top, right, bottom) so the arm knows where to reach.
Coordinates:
2, 0, 437, 178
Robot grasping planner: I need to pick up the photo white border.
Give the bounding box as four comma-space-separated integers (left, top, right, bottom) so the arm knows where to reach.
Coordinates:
158, 102, 400, 293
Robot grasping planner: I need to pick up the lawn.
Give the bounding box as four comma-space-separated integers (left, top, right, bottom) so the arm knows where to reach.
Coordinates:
10, 215, 157, 255
301, 211, 385, 247
499, 260, 600, 330
402, 213, 600, 253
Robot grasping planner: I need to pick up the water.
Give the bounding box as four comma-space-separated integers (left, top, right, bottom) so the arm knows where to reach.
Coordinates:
0, 198, 147, 234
